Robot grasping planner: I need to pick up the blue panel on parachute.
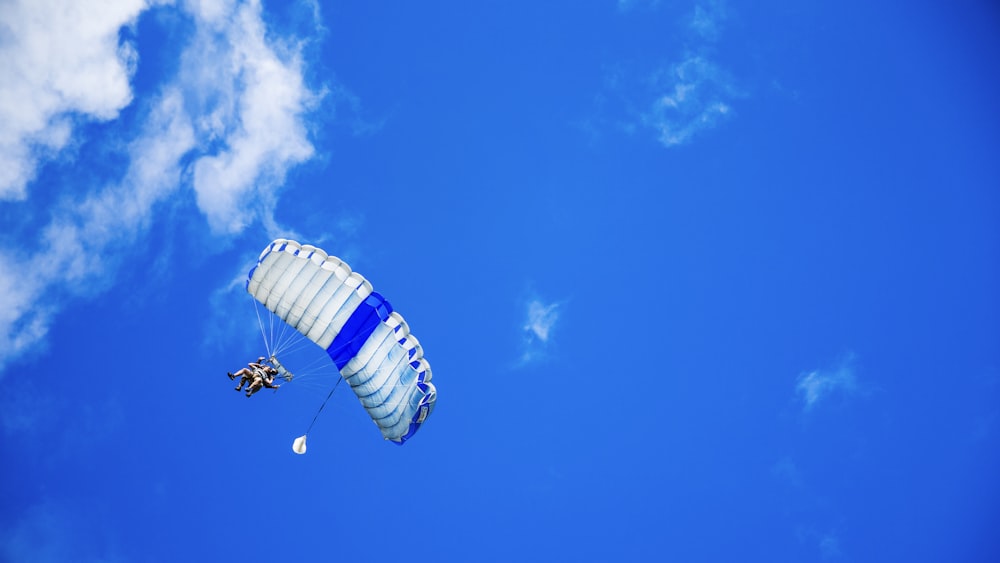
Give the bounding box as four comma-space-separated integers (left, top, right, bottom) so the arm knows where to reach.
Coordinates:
325, 292, 394, 370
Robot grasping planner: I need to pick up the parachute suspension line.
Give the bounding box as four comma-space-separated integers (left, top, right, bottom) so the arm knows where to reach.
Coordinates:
305, 375, 344, 435
251, 296, 300, 361
273, 312, 296, 356
252, 297, 274, 359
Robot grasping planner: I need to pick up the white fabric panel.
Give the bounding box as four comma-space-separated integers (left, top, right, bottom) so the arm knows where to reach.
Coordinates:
252, 250, 290, 306
315, 274, 367, 349
312, 273, 364, 348
352, 340, 408, 405
249, 240, 367, 349
289, 268, 334, 338
318, 276, 372, 348
282, 258, 323, 329
363, 373, 412, 423
414, 358, 432, 382
378, 380, 422, 434
358, 344, 417, 413
263, 252, 303, 313
341, 322, 394, 378
272, 256, 310, 320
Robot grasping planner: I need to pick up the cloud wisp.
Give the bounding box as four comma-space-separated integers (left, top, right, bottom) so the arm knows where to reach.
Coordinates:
0, 0, 322, 373
185, 0, 320, 235
611, 0, 738, 147
617, 0, 662, 12
517, 297, 563, 366
644, 54, 734, 147
796, 354, 860, 411
0, 0, 145, 200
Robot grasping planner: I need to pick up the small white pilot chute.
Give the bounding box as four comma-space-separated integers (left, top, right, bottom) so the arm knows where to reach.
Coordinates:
292, 435, 307, 454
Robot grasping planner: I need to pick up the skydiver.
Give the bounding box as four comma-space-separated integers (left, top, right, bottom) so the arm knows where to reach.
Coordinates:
228, 357, 268, 392
244, 364, 281, 397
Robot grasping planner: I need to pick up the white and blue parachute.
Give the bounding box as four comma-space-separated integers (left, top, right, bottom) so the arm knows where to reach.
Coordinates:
246, 239, 436, 445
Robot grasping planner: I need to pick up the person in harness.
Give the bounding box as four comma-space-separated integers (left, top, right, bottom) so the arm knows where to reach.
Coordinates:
244, 363, 281, 397
228, 357, 279, 396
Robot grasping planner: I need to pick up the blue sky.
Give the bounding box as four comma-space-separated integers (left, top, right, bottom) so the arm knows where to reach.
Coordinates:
1, 1, 998, 561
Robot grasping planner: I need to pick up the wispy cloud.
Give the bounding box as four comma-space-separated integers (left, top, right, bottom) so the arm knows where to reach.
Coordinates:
517, 296, 563, 366
604, 1, 738, 147
617, 0, 662, 12
0, 0, 323, 373
0, 0, 145, 200
525, 300, 560, 343
644, 54, 734, 146
796, 354, 859, 410
0, 500, 123, 563
689, 0, 726, 41
185, 0, 320, 234
642, 1, 737, 147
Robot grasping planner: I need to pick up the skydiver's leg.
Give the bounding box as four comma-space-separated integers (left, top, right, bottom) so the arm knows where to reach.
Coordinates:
233, 368, 252, 390
246, 378, 263, 397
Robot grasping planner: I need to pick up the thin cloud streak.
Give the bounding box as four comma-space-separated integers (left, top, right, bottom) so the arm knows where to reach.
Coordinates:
525, 300, 560, 343
644, 55, 734, 146
796, 354, 859, 410
517, 297, 562, 366
640, 0, 739, 147
0, 0, 322, 373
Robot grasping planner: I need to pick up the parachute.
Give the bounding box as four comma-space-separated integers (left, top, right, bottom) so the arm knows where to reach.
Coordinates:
246, 239, 437, 446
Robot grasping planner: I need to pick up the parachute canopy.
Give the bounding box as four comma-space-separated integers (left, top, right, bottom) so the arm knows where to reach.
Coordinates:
247, 239, 437, 444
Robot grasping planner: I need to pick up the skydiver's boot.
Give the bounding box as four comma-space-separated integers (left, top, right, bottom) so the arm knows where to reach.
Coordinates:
228, 372, 235, 380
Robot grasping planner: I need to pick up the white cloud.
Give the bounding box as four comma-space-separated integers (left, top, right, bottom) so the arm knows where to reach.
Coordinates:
517, 297, 562, 366
796, 354, 859, 410
0, 0, 147, 199
644, 55, 734, 146
186, 0, 319, 234
0, 0, 322, 373
616, 0, 738, 147
689, 0, 726, 41
525, 300, 560, 343
0, 88, 196, 372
